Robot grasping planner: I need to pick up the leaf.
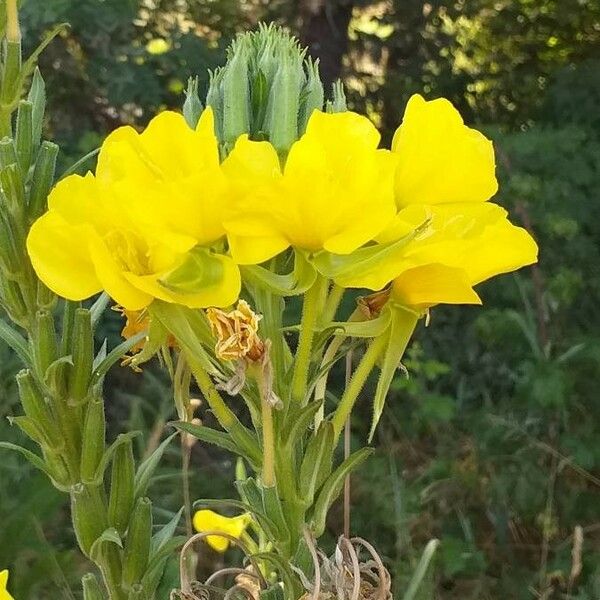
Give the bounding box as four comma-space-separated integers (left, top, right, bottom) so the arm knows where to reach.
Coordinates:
299, 422, 335, 504
0, 319, 30, 365
91, 331, 147, 383
241, 250, 317, 296
401, 539, 440, 600
311, 447, 374, 537
262, 485, 291, 552
134, 433, 177, 498
281, 401, 323, 450
173, 421, 241, 455
151, 508, 183, 557
0, 441, 52, 479
368, 307, 418, 442
19, 23, 69, 86
87, 431, 141, 487
251, 552, 302, 599
89, 527, 123, 564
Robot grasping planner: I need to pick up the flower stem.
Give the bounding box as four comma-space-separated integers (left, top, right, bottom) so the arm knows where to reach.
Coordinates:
260, 386, 276, 487
331, 333, 388, 440
291, 276, 327, 404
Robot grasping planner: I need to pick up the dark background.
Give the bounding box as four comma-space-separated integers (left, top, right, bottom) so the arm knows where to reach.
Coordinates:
1, 1, 599, 598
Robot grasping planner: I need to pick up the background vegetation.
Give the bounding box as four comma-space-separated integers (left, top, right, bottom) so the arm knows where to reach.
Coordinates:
1, 0, 599, 598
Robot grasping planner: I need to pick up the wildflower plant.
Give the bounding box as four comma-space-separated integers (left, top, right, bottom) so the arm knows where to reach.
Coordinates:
0, 10, 538, 600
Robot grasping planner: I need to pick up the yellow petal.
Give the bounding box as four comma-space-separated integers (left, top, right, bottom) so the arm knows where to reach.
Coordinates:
0, 570, 14, 600
88, 234, 154, 311
227, 232, 290, 265
27, 212, 102, 300
392, 264, 482, 308
393, 94, 498, 207
192, 510, 251, 553
124, 253, 241, 308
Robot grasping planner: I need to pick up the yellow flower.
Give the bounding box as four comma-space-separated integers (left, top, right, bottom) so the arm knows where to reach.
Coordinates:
392, 94, 498, 207
337, 202, 538, 307
222, 110, 398, 265
206, 299, 264, 361
27, 108, 240, 310
192, 509, 251, 553
0, 570, 14, 600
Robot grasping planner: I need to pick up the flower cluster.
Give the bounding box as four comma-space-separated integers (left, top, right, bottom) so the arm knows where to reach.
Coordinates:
26, 95, 537, 314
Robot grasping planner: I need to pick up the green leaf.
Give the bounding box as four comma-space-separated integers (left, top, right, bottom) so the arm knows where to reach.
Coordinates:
262, 485, 291, 553
173, 421, 241, 456
151, 508, 183, 557
281, 401, 323, 450
19, 23, 69, 85
0, 319, 30, 365
89, 528, 123, 564
311, 447, 374, 537
251, 552, 302, 599
241, 250, 317, 296
134, 433, 177, 498
91, 330, 147, 383
402, 539, 440, 600
0, 441, 52, 479
299, 422, 335, 504
369, 307, 419, 442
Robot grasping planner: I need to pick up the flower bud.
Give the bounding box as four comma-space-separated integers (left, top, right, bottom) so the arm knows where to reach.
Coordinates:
122, 497, 152, 587
71, 483, 108, 557
28, 140, 58, 220
80, 396, 106, 484
81, 573, 104, 600
15, 100, 33, 174
33, 309, 57, 377
69, 308, 93, 403
205, 67, 225, 141
108, 438, 135, 536
27, 68, 46, 150
182, 76, 203, 129
326, 79, 347, 113
298, 57, 324, 135
222, 36, 251, 145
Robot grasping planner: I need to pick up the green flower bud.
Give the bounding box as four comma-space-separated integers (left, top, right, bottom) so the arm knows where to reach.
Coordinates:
33, 309, 57, 378
298, 57, 324, 135
69, 308, 93, 403
122, 497, 152, 588
222, 36, 251, 145
182, 76, 203, 129
81, 573, 104, 600
15, 100, 33, 174
205, 67, 225, 141
27, 68, 46, 150
80, 396, 106, 484
71, 483, 108, 557
108, 438, 135, 536
28, 140, 58, 221
326, 79, 348, 113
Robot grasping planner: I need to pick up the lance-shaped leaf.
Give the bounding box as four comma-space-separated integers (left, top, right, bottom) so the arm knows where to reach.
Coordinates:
300, 421, 335, 504
368, 306, 419, 442
311, 447, 374, 537
134, 433, 177, 499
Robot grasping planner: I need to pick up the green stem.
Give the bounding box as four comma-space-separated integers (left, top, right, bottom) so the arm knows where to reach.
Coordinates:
290, 276, 327, 404
331, 334, 388, 440
260, 386, 276, 487
321, 283, 345, 324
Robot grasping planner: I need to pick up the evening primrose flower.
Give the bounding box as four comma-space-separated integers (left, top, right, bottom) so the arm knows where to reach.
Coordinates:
222, 109, 397, 265
0, 570, 14, 600
27, 108, 240, 310
192, 509, 252, 553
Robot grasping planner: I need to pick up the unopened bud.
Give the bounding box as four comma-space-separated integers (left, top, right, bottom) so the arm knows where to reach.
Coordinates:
71, 483, 108, 557
80, 396, 106, 484
298, 58, 324, 134
107, 438, 135, 536
222, 36, 251, 145
69, 308, 93, 403
183, 76, 203, 129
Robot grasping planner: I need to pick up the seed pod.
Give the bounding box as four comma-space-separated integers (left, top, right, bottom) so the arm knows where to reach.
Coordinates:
15, 100, 33, 174
80, 396, 106, 484
108, 439, 135, 535
69, 308, 93, 403
122, 497, 152, 587
71, 483, 108, 557
28, 140, 58, 220
81, 573, 104, 600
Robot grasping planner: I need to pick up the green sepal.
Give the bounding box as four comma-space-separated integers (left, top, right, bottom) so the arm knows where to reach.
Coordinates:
123, 497, 153, 587
81, 573, 104, 600
368, 306, 419, 442
80, 396, 106, 484
311, 447, 374, 537
159, 245, 224, 294
325, 307, 392, 339
241, 250, 317, 297
299, 421, 335, 504
134, 433, 176, 499
108, 438, 135, 535
70, 483, 109, 557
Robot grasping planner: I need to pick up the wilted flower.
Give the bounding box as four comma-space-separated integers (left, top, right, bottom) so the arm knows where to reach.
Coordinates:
192, 509, 252, 553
